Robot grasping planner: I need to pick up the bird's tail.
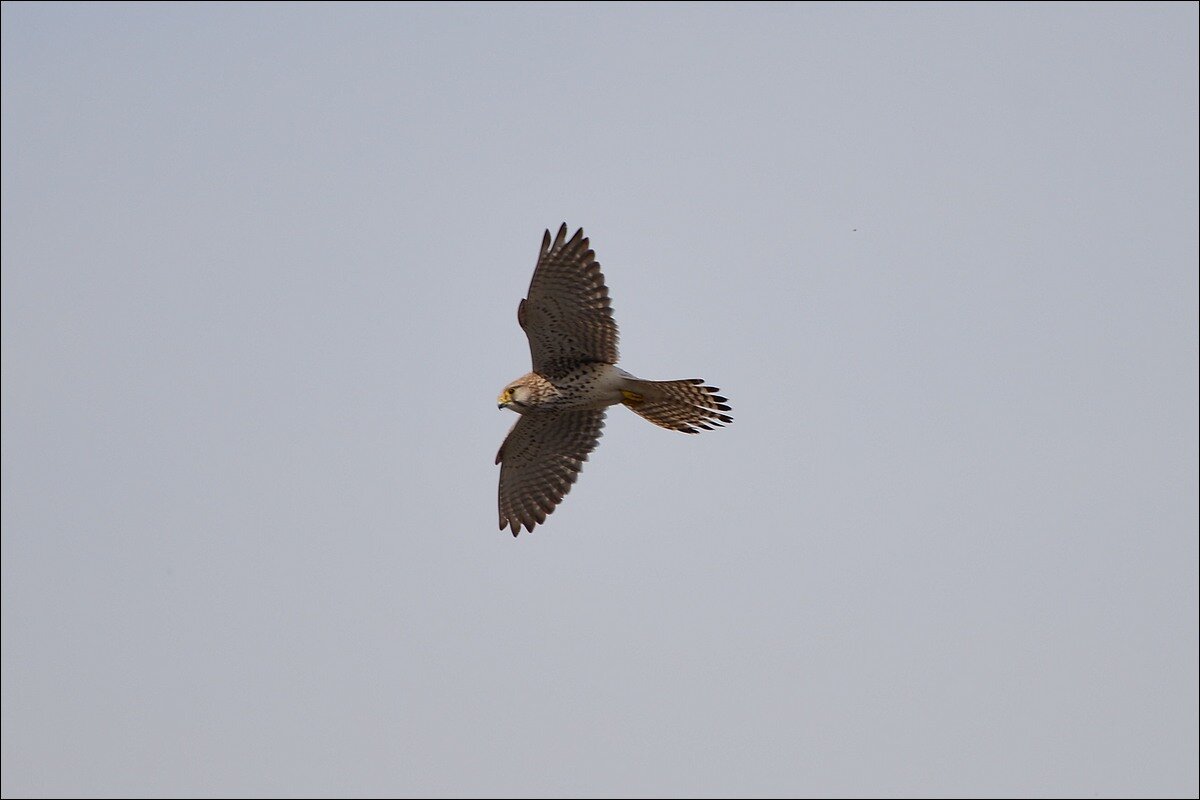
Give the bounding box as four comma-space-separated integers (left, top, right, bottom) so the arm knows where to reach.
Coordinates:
619, 378, 732, 433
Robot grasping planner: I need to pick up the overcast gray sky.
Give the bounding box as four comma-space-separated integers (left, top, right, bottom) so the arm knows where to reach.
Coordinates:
2, 3, 1197, 797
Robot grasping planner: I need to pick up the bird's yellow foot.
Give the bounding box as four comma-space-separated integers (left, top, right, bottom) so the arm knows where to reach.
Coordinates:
621, 389, 644, 405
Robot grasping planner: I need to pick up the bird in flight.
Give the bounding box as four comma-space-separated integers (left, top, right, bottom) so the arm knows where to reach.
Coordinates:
495, 224, 732, 536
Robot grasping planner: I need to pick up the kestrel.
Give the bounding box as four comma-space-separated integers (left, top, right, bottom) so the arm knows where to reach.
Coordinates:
495, 224, 732, 536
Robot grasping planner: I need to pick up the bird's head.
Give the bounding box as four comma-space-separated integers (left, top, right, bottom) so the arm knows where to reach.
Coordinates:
497, 381, 531, 413
498, 374, 556, 413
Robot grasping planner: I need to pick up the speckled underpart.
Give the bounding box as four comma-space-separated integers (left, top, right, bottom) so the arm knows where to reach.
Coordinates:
495, 224, 732, 537
510, 364, 628, 411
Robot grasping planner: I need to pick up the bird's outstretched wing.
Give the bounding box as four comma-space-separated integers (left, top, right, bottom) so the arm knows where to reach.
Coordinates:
495, 409, 607, 536
518, 224, 619, 379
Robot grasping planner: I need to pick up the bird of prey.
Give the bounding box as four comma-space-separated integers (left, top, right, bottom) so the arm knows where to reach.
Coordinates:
495, 224, 732, 536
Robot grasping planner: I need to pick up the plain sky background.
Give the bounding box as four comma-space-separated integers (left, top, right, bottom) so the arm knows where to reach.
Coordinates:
2, 3, 1197, 798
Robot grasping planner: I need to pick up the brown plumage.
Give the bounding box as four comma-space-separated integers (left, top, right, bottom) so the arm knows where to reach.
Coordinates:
619, 378, 733, 434
496, 224, 731, 536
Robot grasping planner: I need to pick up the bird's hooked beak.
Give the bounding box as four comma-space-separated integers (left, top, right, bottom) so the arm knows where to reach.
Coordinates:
497, 388, 513, 410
